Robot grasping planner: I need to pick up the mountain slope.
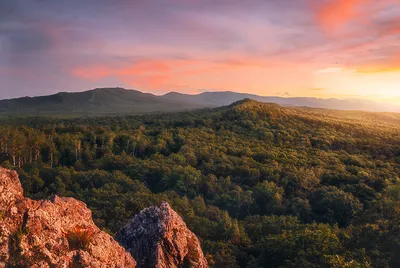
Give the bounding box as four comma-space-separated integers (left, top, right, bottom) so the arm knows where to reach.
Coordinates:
162, 91, 399, 112
1, 88, 399, 116
0, 88, 203, 116
1, 100, 400, 267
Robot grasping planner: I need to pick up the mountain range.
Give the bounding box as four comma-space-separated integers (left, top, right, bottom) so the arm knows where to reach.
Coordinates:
0, 87, 399, 116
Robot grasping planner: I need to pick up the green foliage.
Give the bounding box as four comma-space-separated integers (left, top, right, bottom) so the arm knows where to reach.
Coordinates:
310, 186, 363, 227
252, 181, 284, 214
1, 100, 400, 267
9, 226, 27, 257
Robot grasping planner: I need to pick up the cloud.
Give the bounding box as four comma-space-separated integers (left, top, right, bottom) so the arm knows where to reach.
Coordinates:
314, 0, 364, 33
355, 54, 400, 73
1, 0, 400, 99
313, 0, 399, 34
70, 55, 282, 91
315, 67, 343, 74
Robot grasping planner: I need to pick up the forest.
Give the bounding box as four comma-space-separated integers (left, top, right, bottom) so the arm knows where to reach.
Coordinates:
1, 99, 399, 268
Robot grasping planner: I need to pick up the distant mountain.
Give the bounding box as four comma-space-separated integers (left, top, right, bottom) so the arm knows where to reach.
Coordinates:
163, 91, 400, 112
0, 88, 398, 116
0, 88, 203, 116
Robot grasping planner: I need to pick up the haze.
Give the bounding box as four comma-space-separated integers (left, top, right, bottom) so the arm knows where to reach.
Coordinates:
1, 0, 400, 103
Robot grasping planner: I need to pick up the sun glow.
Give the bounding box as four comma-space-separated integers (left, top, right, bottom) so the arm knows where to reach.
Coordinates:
313, 67, 400, 102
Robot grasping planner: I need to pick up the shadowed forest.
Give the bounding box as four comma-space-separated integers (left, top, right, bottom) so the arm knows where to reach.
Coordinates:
1, 100, 400, 268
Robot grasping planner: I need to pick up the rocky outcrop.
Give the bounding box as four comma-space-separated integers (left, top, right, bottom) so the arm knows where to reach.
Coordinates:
0, 167, 136, 267
0, 166, 208, 268
117, 202, 208, 268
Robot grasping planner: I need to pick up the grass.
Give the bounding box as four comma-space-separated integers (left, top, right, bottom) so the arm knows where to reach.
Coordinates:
9, 225, 28, 260
66, 227, 96, 251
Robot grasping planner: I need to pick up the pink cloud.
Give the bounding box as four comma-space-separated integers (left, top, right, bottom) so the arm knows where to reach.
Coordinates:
315, 0, 364, 33
69, 56, 288, 92
312, 0, 397, 34
71, 65, 114, 81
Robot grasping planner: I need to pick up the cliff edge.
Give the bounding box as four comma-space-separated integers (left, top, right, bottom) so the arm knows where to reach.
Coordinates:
0, 167, 136, 267
0, 166, 208, 268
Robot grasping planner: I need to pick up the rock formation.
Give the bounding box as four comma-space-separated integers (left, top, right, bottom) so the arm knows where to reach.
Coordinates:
0, 167, 136, 267
116, 202, 208, 268
0, 166, 208, 268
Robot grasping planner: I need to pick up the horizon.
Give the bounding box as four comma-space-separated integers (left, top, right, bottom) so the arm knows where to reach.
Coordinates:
2, 2, 400, 265
1, 1, 400, 103
0, 87, 396, 103
0, 87, 398, 105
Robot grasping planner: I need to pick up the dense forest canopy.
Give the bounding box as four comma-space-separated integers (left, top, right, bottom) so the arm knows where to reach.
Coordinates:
1, 99, 400, 267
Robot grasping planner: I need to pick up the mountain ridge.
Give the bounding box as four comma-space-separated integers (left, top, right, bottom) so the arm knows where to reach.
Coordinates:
1, 87, 399, 115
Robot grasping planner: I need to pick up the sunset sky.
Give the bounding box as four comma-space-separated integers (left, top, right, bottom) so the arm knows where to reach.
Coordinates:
1, 0, 400, 102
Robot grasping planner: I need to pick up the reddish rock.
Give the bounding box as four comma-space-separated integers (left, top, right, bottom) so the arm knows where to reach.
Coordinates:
117, 202, 209, 268
0, 166, 208, 268
0, 167, 136, 267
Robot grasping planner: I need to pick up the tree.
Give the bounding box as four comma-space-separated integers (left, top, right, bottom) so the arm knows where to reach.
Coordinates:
252, 181, 284, 215
310, 186, 363, 227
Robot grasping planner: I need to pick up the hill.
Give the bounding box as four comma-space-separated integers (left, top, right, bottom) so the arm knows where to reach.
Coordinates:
1, 88, 399, 116
162, 91, 400, 112
1, 100, 400, 267
0, 88, 203, 116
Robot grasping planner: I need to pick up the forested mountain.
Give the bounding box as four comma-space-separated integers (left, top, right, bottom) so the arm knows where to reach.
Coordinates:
1, 88, 399, 116
1, 100, 400, 267
0, 88, 203, 116
163, 91, 398, 112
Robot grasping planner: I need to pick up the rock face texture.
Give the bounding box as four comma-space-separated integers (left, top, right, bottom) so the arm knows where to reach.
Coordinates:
117, 202, 208, 268
0, 166, 208, 268
0, 167, 136, 267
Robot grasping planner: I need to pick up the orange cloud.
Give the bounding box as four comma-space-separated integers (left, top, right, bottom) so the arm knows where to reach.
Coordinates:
71, 60, 173, 81
356, 63, 400, 74
70, 56, 281, 89
118, 60, 171, 75
121, 74, 171, 88
69, 54, 301, 94
315, 0, 364, 32
313, 0, 396, 34
70, 59, 203, 90
379, 24, 400, 37
351, 50, 400, 73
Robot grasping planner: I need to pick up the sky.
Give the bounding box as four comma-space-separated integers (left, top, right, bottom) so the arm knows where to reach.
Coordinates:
1, 0, 400, 102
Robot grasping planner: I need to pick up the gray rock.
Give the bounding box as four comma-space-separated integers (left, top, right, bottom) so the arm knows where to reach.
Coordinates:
117, 202, 208, 268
